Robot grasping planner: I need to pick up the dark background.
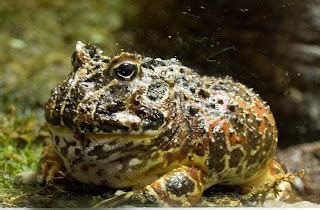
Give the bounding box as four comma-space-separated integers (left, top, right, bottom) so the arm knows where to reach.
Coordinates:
119, 0, 320, 148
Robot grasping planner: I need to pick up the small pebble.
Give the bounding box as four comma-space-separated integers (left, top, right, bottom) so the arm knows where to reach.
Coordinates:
14, 171, 38, 185
114, 190, 126, 196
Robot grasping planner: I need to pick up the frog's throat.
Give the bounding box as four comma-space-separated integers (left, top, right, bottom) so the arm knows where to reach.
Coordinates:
47, 124, 161, 141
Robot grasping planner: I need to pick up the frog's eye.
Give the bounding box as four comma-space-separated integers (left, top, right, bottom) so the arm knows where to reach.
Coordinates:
113, 62, 138, 81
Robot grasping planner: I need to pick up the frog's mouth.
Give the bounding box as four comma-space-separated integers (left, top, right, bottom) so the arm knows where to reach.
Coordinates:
94, 110, 166, 135
46, 102, 167, 136
48, 124, 162, 143
47, 109, 165, 140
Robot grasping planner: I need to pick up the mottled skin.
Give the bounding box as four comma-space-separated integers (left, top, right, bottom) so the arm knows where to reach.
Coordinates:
42, 41, 284, 207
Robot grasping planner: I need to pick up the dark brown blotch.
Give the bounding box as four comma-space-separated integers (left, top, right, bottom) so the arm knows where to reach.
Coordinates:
147, 82, 168, 101
166, 172, 195, 197
198, 89, 210, 99
95, 119, 129, 133
54, 136, 60, 145
136, 107, 164, 130
188, 106, 199, 116
218, 99, 224, 104
87, 144, 110, 160
206, 158, 225, 173
247, 152, 260, 166
193, 143, 205, 156
229, 148, 244, 168
247, 131, 261, 149
63, 87, 85, 128
228, 105, 236, 112
207, 131, 227, 171
74, 148, 81, 156
45, 83, 69, 126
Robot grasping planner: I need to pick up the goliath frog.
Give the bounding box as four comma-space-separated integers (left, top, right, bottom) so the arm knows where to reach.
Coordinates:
41, 41, 286, 207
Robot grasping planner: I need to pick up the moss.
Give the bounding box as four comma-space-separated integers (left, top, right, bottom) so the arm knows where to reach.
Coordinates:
0, 108, 41, 207
0, 110, 40, 188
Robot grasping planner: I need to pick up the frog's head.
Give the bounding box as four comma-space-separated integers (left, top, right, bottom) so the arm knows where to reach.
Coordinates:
45, 41, 183, 137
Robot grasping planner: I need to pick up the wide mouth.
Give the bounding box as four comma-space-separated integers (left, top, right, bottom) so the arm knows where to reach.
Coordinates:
48, 124, 162, 141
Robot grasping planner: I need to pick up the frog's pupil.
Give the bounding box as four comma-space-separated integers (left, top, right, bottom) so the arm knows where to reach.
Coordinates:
114, 63, 137, 79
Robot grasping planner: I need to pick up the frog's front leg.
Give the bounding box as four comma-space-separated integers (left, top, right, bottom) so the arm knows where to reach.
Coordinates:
37, 142, 65, 184
95, 166, 206, 207
14, 142, 65, 185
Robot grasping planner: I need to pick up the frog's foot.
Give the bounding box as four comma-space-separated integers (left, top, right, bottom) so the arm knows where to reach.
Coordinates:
37, 143, 65, 185
14, 144, 65, 186
95, 166, 206, 207
241, 160, 294, 204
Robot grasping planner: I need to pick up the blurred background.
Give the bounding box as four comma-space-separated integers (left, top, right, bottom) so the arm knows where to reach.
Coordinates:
0, 0, 320, 206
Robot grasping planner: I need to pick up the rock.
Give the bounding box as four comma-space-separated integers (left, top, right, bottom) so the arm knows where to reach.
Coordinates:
264, 200, 320, 208
14, 171, 38, 185
277, 141, 320, 204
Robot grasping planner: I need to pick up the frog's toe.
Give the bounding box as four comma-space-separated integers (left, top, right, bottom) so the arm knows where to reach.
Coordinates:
37, 144, 65, 185
38, 159, 63, 185
272, 179, 292, 201
14, 171, 38, 185
241, 160, 295, 204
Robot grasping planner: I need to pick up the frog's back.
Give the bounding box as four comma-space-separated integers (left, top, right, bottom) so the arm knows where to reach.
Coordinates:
173, 74, 278, 187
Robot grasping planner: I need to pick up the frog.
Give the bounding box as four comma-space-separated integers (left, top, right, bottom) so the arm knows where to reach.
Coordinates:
39, 41, 287, 207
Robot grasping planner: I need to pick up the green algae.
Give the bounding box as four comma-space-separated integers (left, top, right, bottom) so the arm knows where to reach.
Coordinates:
0, 109, 43, 207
